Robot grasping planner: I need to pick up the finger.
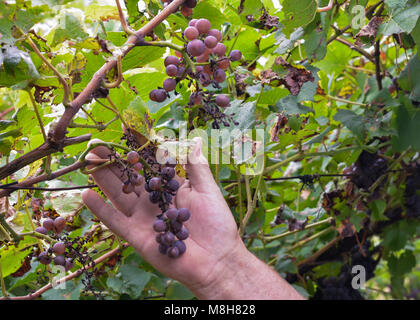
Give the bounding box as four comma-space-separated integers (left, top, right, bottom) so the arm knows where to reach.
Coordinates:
186, 137, 218, 193
86, 152, 139, 216
88, 141, 144, 197
82, 189, 130, 238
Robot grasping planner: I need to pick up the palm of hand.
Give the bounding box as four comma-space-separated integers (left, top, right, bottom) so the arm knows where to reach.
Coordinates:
82, 142, 241, 290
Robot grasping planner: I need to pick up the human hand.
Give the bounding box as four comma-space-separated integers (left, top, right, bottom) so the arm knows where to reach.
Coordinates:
82, 138, 303, 299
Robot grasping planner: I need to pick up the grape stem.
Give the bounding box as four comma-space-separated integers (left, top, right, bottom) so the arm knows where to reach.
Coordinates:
0, 243, 129, 300
259, 217, 334, 243
115, 0, 134, 35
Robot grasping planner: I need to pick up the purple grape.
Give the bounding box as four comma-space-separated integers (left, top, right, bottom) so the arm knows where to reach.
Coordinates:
131, 174, 144, 186
189, 19, 198, 27
176, 66, 186, 79
213, 43, 226, 57
54, 255, 66, 266
163, 231, 175, 245
155, 233, 163, 244
187, 39, 205, 57
42, 218, 54, 231
38, 252, 51, 265
52, 242, 66, 255
65, 258, 74, 271
165, 208, 179, 221
208, 29, 222, 41
164, 55, 180, 67
199, 72, 211, 87
167, 179, 180, 192
149, 191, 161, 203
151, 89, 166, 103
166, 64, 178, 77
177, 208, 191, 222
190, 92, 202, 105
230, 49, 242, 61
184, 26, 199, 40
196, 18, 211, 34
163, 78, 177, 92
174, 240, 186, 255
217, 58, 230, 70
170, 220, 183, 233
196, 53, 209, 63
144, 182, 152, 192
122, 182, 135, 194
185, 0, 197, 8
35, 226, 48, 235
215, 94, 230, 108
158, 244, 169, 255
149, 177, 161, 191
213, 69, 226, 83
54, 217, 66, 233
161, 166, 175, 180
181, 5, 192, 17
204, 35, 218, 49
167, 246, 180, 258
153, 219, 168, 232
176, 227, 189, 240
164, 191, 173, 203
126, 151, 139, 164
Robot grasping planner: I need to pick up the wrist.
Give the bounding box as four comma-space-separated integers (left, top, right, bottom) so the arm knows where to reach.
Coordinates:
187, 238, 304, 300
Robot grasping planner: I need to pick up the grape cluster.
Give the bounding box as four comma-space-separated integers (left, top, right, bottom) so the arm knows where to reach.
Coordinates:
163, 0, 197, 17
35, 226, 75, 271
153, 207, 191, 258
144, 162, 179, 211
404, 163, 420, 218
344, 151, 388, 190
312, 276, 365, 300
120, 150, 144, 194
148, 17, 242, 128
142, 161, 193, 258
35, 216, 67, 235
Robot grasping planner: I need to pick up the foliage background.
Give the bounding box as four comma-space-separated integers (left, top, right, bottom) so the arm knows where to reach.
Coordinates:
0, 0, 419, 300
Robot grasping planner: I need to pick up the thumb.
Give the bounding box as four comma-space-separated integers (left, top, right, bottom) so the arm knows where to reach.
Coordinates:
186, 137, 217, 193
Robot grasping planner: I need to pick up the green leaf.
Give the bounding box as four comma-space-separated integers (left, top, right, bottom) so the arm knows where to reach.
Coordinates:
122, 47, 166, 72
391, 96, 420, 151
192, 1, 228, 30
368, 199, 387, 221
280, 0, 317, 35
49, 13, 89, 47
382, 219, 418, 251
275, 95, 314, 115
388, 250, 416, 277
381, 1, 420, 35
304, 28, 327, 61
333, 109, 365, 140
165, 281, 195, 300
398, 54, 420, 102
274, 27, 304, 55
106, 265, 152, 298
0, 237, 37, 278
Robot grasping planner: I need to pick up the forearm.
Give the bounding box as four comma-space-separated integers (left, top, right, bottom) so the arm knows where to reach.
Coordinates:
190, 243, 305, 300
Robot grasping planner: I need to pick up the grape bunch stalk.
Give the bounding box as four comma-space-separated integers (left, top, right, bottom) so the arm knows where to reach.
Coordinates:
149, 17, 242, 129
120, 149, 191, 259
